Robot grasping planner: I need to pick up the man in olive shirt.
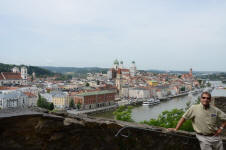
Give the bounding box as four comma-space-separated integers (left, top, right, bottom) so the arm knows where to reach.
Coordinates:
168, 92, 226, 150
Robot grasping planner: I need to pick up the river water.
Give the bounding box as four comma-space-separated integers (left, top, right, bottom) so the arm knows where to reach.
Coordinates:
131, 93, 199, 122
92, 81, 226, 122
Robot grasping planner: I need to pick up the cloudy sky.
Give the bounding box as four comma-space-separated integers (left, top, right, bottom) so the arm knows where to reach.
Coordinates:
0, 0, 226, 71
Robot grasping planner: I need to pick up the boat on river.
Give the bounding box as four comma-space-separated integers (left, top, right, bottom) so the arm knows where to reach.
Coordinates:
189, 89, 200, 95
142, 98, 160, 106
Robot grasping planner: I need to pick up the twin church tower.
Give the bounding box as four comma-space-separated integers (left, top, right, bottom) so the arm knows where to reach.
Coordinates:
107, 59, 137, 80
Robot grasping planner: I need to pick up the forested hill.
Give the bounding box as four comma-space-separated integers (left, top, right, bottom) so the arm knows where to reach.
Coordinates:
40, 66, 108, 74
0, 63, 55, 77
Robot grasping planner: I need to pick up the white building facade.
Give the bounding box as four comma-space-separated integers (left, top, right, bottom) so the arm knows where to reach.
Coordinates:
0, 91, 28, 109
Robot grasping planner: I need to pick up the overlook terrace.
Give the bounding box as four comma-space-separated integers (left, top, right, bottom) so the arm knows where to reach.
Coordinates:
0, 96, 226, 150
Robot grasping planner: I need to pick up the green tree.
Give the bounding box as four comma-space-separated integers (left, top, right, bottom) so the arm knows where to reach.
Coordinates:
141, 109, 193, 132
180, 86, 185, 92
96, 80, 100, 85
207, 82, 211, 87
46, 89, 51, 93
85, 83, 90, 87
37, 94, 54, 110
49, 103, 54, 110
69, 99, 75, 109
113, 106, 134, 122
37, 94, 43, 107
77, 101, 81, 109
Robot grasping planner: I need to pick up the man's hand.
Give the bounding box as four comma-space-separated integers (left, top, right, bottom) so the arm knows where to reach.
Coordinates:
214, 128, 223, 136
167, 128, 177, 132
167, 118, 186, 132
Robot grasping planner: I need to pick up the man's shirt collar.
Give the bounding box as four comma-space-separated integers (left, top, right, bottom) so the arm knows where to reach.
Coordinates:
199, 103, 210, 110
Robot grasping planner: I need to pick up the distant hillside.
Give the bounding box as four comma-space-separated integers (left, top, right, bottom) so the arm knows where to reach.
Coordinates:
146, 69, 168, 74
0, 63, 55, 77
146, 69, 225, 75
40, 66, 108, 74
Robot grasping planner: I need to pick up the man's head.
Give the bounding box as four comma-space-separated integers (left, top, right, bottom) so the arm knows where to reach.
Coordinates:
200, 92, 211, 107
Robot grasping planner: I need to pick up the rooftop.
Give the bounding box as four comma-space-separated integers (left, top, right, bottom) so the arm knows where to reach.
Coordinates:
1, 72, 22, 80
77, 90, 115, 97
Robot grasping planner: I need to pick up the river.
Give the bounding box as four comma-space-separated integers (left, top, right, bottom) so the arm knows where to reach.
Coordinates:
92, 81, 226, 122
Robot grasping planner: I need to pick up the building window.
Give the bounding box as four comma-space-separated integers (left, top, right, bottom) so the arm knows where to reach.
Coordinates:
0, 100, 2, 106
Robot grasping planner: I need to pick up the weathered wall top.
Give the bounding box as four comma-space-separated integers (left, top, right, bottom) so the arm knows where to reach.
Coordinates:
0, 96, 226, 150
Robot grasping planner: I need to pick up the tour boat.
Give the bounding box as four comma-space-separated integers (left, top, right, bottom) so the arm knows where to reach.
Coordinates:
142, 98, 160, 106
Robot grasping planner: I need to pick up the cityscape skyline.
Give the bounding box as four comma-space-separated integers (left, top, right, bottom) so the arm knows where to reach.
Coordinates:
1, 0, 226, 71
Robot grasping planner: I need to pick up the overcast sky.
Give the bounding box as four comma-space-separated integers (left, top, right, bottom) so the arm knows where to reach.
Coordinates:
0, 0, 226, 71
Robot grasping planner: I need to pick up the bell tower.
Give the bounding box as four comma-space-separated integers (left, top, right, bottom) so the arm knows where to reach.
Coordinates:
21, 67, 28, 80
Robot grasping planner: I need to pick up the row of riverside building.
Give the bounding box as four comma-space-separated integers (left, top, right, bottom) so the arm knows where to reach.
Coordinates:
0, 66, 117, 110
75, 90, 115, 109
0, 87, 116, 110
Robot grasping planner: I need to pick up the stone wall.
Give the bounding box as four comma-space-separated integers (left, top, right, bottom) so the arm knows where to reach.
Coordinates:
213, 96, 226, 136
0, 113, 202, 150
213, 97, 226, 113
1, 96, 226, 150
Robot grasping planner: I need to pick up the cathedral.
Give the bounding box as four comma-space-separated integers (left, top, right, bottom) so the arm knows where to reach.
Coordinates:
0, 67, 28, 86
107, 59, 137, 80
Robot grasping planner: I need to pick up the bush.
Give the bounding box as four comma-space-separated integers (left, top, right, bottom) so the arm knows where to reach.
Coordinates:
37, 94, 54, 110
141, 109, 193, 132
113, 106, 134, 122
69, 99, 75, 109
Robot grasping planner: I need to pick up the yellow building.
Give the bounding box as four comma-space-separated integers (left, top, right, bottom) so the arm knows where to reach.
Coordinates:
52, 92, 69, 109
147, 80, 158, 86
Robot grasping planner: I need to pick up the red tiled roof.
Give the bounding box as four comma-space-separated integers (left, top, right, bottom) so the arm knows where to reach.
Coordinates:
0, 86, 19, 90
23, 92, 37, 98
123, 74, 130, 77
121, 69, 130, 72
1, 72, 22, 80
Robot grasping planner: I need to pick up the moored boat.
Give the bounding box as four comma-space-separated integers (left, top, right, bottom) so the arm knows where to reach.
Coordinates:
142, 98, 160, 106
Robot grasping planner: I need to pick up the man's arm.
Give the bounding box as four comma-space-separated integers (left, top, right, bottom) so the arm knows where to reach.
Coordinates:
214, 121, 226, 136
168, 117, 186, 131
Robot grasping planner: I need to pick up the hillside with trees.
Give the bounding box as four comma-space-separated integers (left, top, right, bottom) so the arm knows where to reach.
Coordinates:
40, 66, 108, 74
0, 63, 56, 77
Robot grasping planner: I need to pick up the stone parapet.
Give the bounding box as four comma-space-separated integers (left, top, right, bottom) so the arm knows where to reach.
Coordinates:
0, 110, 225, 150
1, 97, 226, 150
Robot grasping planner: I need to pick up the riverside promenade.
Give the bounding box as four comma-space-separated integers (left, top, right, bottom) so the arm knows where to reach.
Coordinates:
67, 104, 118, 115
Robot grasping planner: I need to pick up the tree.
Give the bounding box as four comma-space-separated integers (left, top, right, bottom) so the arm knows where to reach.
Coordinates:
207, 82, 211, 87
85, 83, 90, 87
180, 86, 185, 92
141, 109, 193, 132
49, 103, 54, 110
37, 94, 54, 110
69, 99, 75, 109
37, 94, 43, 107
46, 88, 51, 93
96, 80, 100, 85
77, 101, 81, 110
113, 106, 134, 122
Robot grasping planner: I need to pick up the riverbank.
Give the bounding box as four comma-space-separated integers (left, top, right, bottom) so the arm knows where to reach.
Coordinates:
68, 88, 212, 120
67, 104, 118, 115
